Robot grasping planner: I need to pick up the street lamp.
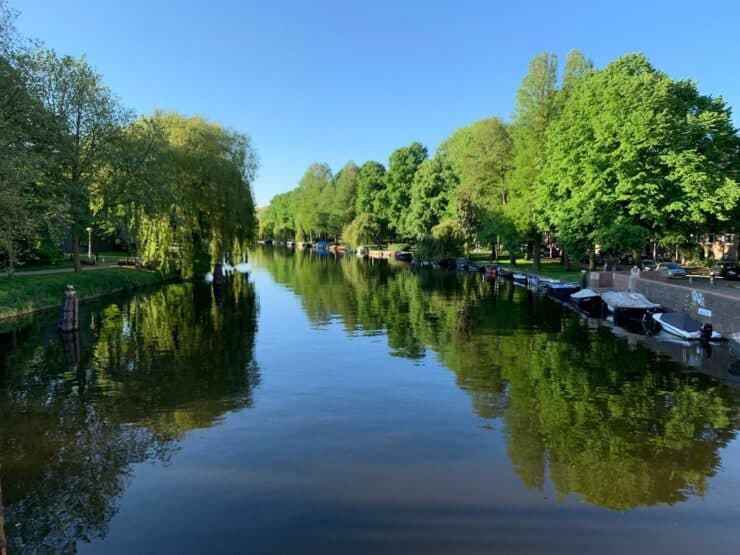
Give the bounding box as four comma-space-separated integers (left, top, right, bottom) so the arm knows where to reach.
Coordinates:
85, 227, 92, 260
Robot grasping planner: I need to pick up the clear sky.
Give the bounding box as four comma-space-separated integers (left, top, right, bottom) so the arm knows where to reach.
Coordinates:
15, 0, 740, 206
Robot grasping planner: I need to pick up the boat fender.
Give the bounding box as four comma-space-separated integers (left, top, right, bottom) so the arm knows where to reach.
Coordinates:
700, 323, 713, 343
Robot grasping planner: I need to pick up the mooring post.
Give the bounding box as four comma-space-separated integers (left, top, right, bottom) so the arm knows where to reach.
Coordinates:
59, 285, 79, 332
213, 263, 224, 286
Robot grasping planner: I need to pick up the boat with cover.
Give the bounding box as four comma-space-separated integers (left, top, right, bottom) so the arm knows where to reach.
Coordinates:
601, 291, 659, 319
570, 288, 602, 315
651, 312, 720, 341
512, 273, 528, 285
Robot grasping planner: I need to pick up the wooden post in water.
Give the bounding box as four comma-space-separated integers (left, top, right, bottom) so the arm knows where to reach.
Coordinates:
0, 464, 7, 555
213, 263, 224, 286
59, 285, 79, 332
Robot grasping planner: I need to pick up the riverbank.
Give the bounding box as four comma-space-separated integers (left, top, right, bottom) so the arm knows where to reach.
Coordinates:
0, 267, 167, 320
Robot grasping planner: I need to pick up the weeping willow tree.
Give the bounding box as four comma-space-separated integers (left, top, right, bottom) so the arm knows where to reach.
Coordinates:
95, 112, 258, 277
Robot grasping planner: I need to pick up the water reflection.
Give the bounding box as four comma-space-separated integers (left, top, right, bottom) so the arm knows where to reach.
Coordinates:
251, 247, 738, 511
0, 277, 258, 553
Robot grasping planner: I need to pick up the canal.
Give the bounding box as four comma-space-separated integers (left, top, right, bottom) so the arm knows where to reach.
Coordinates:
1, 247, 739, 554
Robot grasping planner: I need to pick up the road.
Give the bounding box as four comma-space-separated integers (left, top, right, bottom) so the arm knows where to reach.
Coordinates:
640, 271, 740, 299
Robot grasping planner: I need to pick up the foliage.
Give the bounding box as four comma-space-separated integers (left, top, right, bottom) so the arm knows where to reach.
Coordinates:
539, 53, 740, 257
508, 52, 561, 270
415, 219, 463, 261
0, 5, 258, 276
342, 213, 382, 248
405, 154, 458, 238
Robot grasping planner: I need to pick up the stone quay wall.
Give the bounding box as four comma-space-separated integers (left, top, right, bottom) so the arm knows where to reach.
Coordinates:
600, 271, 740, 338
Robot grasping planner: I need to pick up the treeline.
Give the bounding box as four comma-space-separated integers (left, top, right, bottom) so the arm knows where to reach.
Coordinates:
259, 49, 739, 270
0, 2, 257, 276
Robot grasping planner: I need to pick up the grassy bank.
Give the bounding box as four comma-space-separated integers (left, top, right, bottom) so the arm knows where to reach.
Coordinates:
468, 254, 584, 281
0, 268, 164, 319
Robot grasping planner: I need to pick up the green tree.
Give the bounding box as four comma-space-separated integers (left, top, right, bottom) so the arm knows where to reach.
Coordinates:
332, 161, 360, 226
405, 154, 458, 238
354, 160, 387, 217
539, 54, 740, 265
442, 117, 516, 259
509, 52, 559, 271
342, 213, 382, 247
27, 50, 131, 272
384, 142, 428, 236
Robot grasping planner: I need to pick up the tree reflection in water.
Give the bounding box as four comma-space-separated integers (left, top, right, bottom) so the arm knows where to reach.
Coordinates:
252, 247, 738, 511
0, 277, 259, 553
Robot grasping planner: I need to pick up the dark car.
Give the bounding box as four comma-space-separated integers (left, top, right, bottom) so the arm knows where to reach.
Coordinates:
642, 259, 657, 271
711, 261, 740, 281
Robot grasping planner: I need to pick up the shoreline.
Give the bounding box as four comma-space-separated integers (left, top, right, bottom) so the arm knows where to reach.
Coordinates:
0, 268, 178, 323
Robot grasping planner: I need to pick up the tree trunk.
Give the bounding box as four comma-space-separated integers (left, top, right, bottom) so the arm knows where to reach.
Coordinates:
565, 252, 571, 271
532, 232, 542, 272
588, 252, 595, 271
72, 225, 82, 272
5, 249, 13, 275
509, 250, 516, 265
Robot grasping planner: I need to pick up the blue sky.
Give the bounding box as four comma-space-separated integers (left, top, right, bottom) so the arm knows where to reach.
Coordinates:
15, 0, 740, 206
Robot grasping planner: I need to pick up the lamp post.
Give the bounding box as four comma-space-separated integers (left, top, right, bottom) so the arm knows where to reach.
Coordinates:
86, 227, 92, 260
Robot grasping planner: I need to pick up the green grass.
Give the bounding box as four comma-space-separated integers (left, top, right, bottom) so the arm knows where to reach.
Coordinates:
467, 253, 584, 281
510, 259, 584, 281
0, 267, 163, 319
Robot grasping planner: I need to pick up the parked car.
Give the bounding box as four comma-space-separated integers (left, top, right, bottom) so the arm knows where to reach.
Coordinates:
657, 262, 687, 279
711, 261, 740, 281
642, 259, 657, 271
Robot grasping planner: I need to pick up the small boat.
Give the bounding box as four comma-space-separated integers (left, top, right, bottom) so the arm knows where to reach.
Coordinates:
601, 291, 659, 320
455, 258, 468, 271
395, 251, 413, 262
315, 241, 328, 250
570, 288, 602, 315
651, 312, 720, 341
546, 282, 581, 301
356, 247, 368, 257
467, 262, 481, 273
512, 272, 528, 285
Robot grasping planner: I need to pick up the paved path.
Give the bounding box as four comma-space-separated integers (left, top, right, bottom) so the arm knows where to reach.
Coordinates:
1, 262, 119, 278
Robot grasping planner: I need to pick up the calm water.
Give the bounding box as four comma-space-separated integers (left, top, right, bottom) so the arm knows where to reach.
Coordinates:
2, 248, 740, 554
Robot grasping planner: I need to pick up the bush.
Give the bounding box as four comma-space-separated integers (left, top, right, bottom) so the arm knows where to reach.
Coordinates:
342, 213, 382, 248
415, 219, 463, 262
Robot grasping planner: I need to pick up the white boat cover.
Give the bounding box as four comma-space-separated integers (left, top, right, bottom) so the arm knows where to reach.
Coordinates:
571, 288, 599, 299
601, 291, 659, 309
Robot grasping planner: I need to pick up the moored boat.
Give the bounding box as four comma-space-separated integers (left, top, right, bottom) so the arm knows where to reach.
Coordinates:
483, 264, 498, 279
395, 251, 413, 262
356, 247, 368, 257
570, 288, 602, 316
651, 312, 720, 341
601, 291, 659, 320
512, 272, 528, 285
